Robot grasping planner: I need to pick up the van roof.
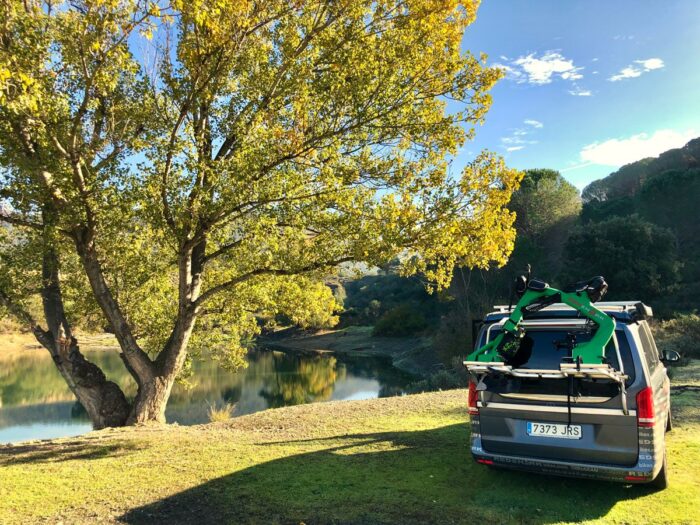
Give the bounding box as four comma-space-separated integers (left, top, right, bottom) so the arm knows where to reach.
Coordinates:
484, 301, 652, 324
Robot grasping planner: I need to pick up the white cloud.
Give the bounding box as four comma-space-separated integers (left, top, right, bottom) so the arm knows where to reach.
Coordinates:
636, 58, 664, 70
568, 86, 592, 96
495, 51, 584, 85
494, 63, 525, 82
502, 135, 536, 146
560, 161, 594, 173
500, 120, 544, 153
609, 58, 664, 81
579, 129, 695, 166
610, 67, 642, 81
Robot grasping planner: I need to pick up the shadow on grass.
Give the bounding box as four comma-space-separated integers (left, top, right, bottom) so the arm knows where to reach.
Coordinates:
119, 423, 652, 525
0, 440, 141, 466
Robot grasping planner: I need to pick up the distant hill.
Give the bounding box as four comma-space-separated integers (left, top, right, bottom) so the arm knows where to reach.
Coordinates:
580, 137, 700, 312
582, 137, 700, 202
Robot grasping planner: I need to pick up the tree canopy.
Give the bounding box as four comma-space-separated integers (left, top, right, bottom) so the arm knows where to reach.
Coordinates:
434, 168, 580, 358
0, 0, 521, 426
508, 168, 581, 277
560, 215, 681, 301
450, 169, 580, 313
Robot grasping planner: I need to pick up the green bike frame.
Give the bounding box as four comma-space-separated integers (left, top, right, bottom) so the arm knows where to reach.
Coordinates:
467, 286, 616, 365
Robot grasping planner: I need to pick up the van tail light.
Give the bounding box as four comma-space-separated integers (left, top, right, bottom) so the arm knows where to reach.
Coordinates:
468, 380, 479, 416
636, 387, 655, 428
624, 475, 648, 482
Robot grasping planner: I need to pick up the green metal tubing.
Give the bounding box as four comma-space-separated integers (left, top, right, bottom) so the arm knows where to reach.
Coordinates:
466, 287, 616, 365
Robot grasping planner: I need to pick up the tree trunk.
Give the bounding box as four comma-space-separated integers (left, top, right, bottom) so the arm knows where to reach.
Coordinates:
129, 307, 199, 424
127, 374, 177, 424
125, 241, 204, 424
53, 336, 131, 428
65, 228, 204, 426
39, 242, 130, 428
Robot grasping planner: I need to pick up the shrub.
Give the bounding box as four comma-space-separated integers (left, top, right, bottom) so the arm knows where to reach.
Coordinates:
207, 402, 236, 423
405, 357, 468, 394
0, 316, 24, 334
340, 273, 446, 328
373, 304, 427, 337
432, 309, 473, 364
653, 314, 700, 360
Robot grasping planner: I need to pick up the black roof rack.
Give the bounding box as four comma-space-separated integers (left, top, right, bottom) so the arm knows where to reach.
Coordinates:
484, 301, 652, 324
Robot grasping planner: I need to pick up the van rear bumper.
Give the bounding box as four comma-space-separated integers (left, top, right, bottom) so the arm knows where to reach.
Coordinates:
470, 423, 661, 484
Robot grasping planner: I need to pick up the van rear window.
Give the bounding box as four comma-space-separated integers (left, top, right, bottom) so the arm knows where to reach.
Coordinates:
477, 327, 636, 396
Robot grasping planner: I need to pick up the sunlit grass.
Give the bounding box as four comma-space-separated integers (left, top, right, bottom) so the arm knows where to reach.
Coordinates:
669, 360, 700, 387
0, 382, 698, 524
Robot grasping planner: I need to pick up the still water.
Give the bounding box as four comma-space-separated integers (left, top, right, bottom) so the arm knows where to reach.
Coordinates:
0, 348, 413, 444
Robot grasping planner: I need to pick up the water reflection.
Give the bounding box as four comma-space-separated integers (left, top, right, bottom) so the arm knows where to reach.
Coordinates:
258, 352, 342, 408
0, 347, 413, 443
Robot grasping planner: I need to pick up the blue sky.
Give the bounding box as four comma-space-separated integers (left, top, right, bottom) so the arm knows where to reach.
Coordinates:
455, 0, 700, 190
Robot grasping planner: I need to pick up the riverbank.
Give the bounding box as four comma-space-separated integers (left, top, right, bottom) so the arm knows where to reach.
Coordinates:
0, 332, 120, 356
1, 328, 439, 379
1, 385, 699, 524
261, 325, 442, 377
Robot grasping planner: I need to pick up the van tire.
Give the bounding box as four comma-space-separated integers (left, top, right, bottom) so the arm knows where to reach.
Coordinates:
649, 452, 668, 490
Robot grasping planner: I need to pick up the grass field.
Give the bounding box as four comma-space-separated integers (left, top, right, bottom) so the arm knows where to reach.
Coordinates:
1, 384, 698, 524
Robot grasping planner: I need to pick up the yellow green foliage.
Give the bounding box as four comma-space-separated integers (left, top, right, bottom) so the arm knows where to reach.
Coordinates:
0, 1, 520, 379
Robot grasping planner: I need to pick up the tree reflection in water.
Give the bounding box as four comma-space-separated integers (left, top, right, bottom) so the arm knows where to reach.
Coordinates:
258, 354, 344, 408
0, 347, 413, 441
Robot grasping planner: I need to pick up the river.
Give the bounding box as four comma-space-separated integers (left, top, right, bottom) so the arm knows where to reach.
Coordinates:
0, 348, 414, 444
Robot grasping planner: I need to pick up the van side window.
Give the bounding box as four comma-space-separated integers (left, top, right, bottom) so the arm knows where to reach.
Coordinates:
638, 321, 660, 371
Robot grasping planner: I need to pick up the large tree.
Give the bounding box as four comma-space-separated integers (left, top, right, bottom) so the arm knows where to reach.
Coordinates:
508, 168, 581, 278
0, 0, 521, 427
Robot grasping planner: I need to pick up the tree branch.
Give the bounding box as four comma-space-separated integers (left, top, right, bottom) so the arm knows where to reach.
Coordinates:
194, 256, 353, 307
215, 4, 338, 160
0, 289, 52, 349
202, 238, 244, 265
75, 234, 155, 379
0, 210, 45, 231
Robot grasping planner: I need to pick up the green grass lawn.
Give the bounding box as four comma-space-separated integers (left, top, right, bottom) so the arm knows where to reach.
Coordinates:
1, 388, 699, 524
670, 360, 700, 387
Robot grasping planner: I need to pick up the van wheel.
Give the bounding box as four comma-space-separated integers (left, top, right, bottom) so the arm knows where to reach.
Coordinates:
649, 453, 668, 491
666, 411, 673, 432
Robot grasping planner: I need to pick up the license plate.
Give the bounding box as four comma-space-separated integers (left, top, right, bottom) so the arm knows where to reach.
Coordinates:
527, 422, 582, 439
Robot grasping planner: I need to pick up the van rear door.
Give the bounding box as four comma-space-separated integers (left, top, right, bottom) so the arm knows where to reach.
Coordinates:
476, 325, 639, 466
